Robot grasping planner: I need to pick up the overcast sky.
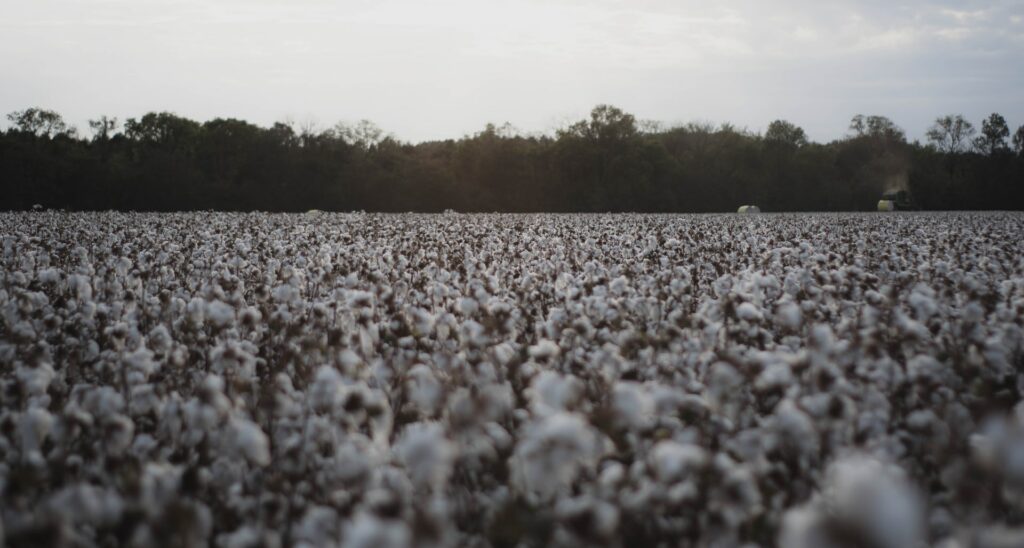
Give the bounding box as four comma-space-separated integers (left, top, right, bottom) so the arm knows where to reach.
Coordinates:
2, 0, 1022, 142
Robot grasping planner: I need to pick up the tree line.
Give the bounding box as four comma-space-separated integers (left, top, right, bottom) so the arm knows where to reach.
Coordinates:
2, 105, 1022, 212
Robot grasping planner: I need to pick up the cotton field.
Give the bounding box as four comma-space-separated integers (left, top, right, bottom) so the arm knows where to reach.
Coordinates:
2, 211, 1024, 548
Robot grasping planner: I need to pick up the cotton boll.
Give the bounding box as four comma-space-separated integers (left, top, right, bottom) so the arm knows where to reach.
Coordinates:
456, 297, 479, 317
199, 374, 232, 416
329, 437, 378, 487
486, 297, 512, 317
125, 345, 158, 384
37, 267, 60, 284
611, 381, 653, 430
906, 409, 939, 433
823, 456, 923, 548
712, 465, 763, 527
778, 505, 840, 548
16, 362, 55, 400
227, 417, 271, 467
138, 463, 183, 516
239, 306, 262, 327
706, 362, 743, 409
458, 319, 489, 348
491, 342, 517, 366
337, 348, 363, 378
893, 311, 930, 340
18, 407, 54, 458
971, 415, 1024, 490
10, 270, 28, 288
273, 284, 300, 304
187, 297, 206, 325
104, 321, 134, 351
713, 275, 733, 298
510, 412, 608, 503
769, 399, 819, 460
68, 274, 92, 301
907, 354, 945, 385
292, 506, 340, 547
342, 513, 410, 548
528, 339, 560, 360
484, 421, 513, 452
147, 324, 173, 354
209, 342, 258, 384
347, 290, 374, 309
555, 495, 620, 540
405, 365, 443, 416
649, 441, 708, 483
103, 414, 135, 455
394, 422, 455, 491
478, 383, 515, 423
908, 284, 938, 320
408, 307, 435, 337
755, 363, 795, 394
776, 302, 803, 331
78, 385, 127, 418
129, 384, 162, 417
306, 367, 343, 416
528, 370, 582, 415
609, 276, 629, 296
600, 461, 625, 491
114, 256, 132, 277
735, 302, 763, 322
809, 324, 836, 351
207, 299, 235, 327
45, 484, 124, 527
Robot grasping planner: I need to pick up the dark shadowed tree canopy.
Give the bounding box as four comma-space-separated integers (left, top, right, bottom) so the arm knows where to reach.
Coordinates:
765, 120, 808, 149
975, 113, 1011, 155
926, 115, 976, 154
849, 115, 906, 142
6, 108, 74, 138
1, 105, 1022, 212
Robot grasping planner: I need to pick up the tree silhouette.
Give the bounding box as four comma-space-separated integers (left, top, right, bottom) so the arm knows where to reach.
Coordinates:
1, 105, 1022, 212
88, 116, 119, 142
849, 115, 905, 142
926, 115, 975, 153
6, 108, 74, 138
974, 113, 1010, 155
765, 120, 808, 148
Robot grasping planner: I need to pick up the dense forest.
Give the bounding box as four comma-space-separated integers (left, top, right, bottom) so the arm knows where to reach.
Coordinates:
2, 105, 1022, 212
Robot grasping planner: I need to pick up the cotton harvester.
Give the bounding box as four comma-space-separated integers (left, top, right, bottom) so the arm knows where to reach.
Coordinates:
877, 190, 915, 211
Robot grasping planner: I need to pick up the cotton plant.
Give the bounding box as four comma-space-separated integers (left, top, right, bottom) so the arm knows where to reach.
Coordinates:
0, 211, 1023, 545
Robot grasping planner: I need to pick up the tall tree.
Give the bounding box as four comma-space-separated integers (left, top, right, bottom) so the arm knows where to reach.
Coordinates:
6, 108, 74, 138
849, 115, 905, 142
926, 115, 976, 153
197, 118, 262, 185
88, 116, 119, 142
124, 112, 202, 154
974, 113, 1010, 155
562, 105, 639, 142
764, 120, 808, 148
335, 120, 387, 150
556, 105, 649, 211
1014, 125, 1024, 157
